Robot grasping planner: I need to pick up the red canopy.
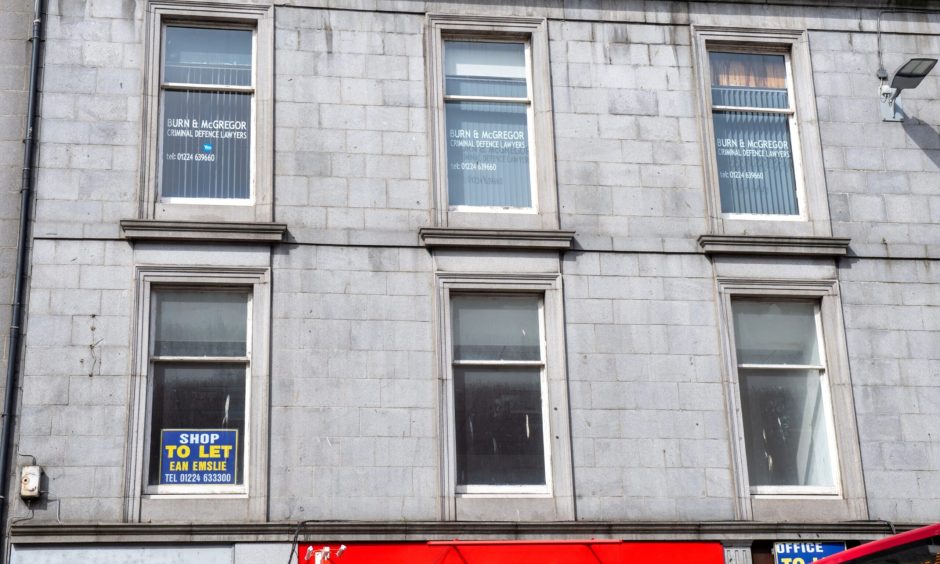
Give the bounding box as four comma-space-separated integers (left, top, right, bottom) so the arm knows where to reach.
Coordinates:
298, 540, 724, 564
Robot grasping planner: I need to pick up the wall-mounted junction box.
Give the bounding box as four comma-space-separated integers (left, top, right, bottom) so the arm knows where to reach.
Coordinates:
20, 465, 41, 500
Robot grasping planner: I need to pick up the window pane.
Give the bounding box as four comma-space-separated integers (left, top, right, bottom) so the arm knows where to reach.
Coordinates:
710, 52, 787, 109
739, 368, 834, 487
444, 41, 527, 98
164, 26, 252, 86
148, 363, 246, 485
454, 367, 545, 486
160, 90, 251, 199
713, 111, 798, 215
732, 301, 820, 365
153, 291, 248, 357
446, 101, 531, 207
452, 295, 540, 361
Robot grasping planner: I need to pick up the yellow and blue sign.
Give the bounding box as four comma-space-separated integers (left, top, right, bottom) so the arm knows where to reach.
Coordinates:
774, 542, 846, 564
160, 430, 237, 485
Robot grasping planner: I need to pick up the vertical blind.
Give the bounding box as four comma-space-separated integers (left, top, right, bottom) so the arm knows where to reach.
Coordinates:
710, 52, 799, 215
444, 41, 532, 207
160, 26, 252, 200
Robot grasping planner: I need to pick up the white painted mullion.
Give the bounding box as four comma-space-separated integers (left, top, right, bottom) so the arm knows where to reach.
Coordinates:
443, 94, 530, 104
736, 363, 825, 370
537, 295, 552, 494
784, 51, 808, 220
162, 83, 255, 94
814, 303, 843, 496
712, 106, 793, 115
452, 360, 544, 367
524, 37, 538, 212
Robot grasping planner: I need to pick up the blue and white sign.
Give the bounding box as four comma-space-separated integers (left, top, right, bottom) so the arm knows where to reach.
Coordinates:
160, 429, 237, 485
774, 542, 846, 564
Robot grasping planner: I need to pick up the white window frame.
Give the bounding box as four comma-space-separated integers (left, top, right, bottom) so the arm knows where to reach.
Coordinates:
141, 2, 273, 223
449, 293, 552, 495
716, 278, 866, 521
427, 15, 560, 231
435, 271, 574, 520
728, 298, 841, 496
693, 27, 832, 238
706, 47, 807, 221
442, 39, 539, 215
143, 285, 252, 496
157, 22, 257, 206
126, 266, 270, 518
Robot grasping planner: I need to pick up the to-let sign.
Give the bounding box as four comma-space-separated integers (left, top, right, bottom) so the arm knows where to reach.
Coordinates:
160, 429, 237, 485
774, 542, 846, 564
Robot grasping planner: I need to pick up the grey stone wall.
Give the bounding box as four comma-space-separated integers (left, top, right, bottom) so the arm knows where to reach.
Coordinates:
269, 244, 438, 520
18, 238, 132, 522
2, 0, 33, 534
9, 0, 940, 530
551, 20, 705, 253
564, 250, 733, 520
274, 8, 429, 246
813, 28, 940, 257
841, 258, 940, 522
0, 0, 32, 403
32, 0, 142, 240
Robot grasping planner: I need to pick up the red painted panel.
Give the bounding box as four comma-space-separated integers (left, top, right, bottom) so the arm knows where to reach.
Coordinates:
814, 523, 940, 564
297, 540, 725, 564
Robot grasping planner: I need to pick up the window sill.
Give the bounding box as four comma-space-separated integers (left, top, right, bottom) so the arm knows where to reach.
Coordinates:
121, 219, 287, 243
142, 491, 249, 499
457, 491, 553, 499
419, 227, 575, 250
751, 493, 842, 500
698, 234, 850, 257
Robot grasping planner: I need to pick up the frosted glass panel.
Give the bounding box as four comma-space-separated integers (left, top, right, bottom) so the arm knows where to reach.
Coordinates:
154, 291, 248, 357
164, 26, 252, 86
454, 367, 545, 486
445, 41, 526, 98
739, 368, 834, 487
452, 295, 540, 361
733, 301, 819, 365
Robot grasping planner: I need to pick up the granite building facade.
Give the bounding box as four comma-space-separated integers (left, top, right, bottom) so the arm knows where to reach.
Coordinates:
2, 0, 939, 563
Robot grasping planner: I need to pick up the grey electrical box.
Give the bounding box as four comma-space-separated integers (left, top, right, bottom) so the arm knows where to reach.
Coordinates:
20, 465, 41, 500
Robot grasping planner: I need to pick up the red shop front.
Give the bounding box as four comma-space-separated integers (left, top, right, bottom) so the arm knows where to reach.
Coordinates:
297, 539, 725, 564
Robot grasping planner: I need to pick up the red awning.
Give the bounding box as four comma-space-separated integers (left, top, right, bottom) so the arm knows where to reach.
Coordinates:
298, 540, 725, 564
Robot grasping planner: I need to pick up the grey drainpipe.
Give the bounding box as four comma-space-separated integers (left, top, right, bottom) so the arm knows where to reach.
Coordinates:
2, 0, 45, 559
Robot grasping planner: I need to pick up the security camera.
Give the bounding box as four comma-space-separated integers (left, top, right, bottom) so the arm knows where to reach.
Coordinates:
336, 545, 347, 557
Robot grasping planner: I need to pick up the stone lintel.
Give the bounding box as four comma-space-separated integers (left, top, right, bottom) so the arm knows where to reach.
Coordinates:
698, 235, 851, 257
419, 228, 576, 250
120, 219, 288, 243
